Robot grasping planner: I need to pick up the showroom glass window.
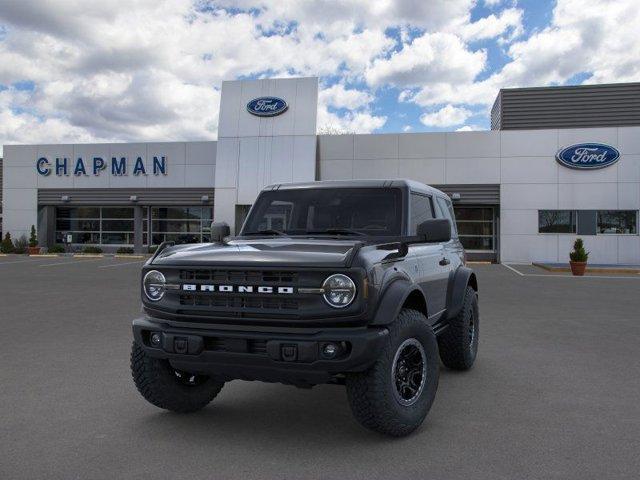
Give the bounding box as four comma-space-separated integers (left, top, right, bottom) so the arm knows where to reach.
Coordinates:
538, 210, 577, 233
55, 207, 142, 245
454, 207, 494, 251
409, 193, 434, 235
597, 211, 638, 234
150, 206, 214, 245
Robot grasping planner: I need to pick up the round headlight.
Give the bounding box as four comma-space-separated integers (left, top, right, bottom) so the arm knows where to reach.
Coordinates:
322, 274, 356, 308
143, 270, 166, 302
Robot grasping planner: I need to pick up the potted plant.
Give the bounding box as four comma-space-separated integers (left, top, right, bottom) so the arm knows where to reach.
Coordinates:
1, 232, 14, 254
569, 238, 589, 276
13, 235, 28, 254
28, 225, 40, 255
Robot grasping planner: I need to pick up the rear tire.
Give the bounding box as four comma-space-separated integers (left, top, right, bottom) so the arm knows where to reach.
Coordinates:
131, 342, 224, 413
345, 309, 439, 437
438, 286, 479, 370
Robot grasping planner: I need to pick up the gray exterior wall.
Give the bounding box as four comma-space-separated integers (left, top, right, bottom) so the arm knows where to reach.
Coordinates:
318, 128, 640, 264
492, 83, 640, 130
2, 141, 216, 241
37, 188, 215, 206
0, 158, 3, 235
214, 77, 318, 232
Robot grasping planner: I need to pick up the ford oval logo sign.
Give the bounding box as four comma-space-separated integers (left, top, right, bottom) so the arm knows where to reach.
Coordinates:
247, 97, 288, 117
556, 143, 620, 170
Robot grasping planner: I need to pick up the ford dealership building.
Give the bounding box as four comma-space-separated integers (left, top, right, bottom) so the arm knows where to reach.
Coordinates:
2, 78, 639, 264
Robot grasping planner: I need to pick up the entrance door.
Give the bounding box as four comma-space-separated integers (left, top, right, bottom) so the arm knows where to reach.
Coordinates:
453, 206, 497, 262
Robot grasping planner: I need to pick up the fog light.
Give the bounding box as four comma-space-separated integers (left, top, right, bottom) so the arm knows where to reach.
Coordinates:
150, 332, 162, 347
322, 343, 339, 358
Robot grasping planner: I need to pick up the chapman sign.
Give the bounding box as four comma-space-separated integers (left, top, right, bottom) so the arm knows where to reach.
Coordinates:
556, 143, 620, 170
246, 97, 288, 117
36, 156, 167, 177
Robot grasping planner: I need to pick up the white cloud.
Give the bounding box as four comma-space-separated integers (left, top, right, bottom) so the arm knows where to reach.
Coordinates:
0, 0, 639, 150
405, 0, 640, 109
319, 84, 373, 110
420, 105, 472, 127
456, 124, 484, 131
211, 0, 476, 32
366, 32, 486, 88
317, 107, 387, 134
317, 82, 384, 133
402, 125, 412, 132
458, 7, 523, 42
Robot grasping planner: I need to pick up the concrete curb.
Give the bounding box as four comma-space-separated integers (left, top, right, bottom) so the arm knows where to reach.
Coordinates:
533, 262, 640, 275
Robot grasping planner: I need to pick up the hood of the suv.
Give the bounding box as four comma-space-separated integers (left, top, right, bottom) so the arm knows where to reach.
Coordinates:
150, 238, 362, 268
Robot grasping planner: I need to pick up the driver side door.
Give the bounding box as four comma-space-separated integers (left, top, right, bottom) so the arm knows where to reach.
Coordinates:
407, 192, 449, 320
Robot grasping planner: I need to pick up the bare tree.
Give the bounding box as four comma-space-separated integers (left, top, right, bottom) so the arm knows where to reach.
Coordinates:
317, 124, 355, 135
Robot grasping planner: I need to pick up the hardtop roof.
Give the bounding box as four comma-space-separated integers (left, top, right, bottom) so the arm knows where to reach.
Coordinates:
263, 179, 448, 198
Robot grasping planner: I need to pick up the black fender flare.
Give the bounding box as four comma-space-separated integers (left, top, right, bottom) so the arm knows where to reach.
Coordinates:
445, 266, 478, 320
370, 279, 427, 326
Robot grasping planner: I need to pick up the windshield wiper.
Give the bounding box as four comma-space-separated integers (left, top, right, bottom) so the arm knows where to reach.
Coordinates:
243, 229, 287, 236
306, 228, 366, 236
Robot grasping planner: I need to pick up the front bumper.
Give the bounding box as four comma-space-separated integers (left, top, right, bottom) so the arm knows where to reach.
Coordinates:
132, 316, 388, 386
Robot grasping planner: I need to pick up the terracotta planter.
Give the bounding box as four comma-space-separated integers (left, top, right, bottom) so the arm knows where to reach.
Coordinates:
27, 246, 41, 255
569, 261, 587, 276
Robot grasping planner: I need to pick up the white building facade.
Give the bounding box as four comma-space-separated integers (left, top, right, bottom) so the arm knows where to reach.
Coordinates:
2, 77, 639, 264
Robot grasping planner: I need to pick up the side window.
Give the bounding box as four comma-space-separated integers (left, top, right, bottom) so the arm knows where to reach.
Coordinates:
409, 193, 434, 234
436, 197, 458, 238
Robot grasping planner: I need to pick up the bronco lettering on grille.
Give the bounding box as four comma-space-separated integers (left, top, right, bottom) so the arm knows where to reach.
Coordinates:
181, 284, 295, 294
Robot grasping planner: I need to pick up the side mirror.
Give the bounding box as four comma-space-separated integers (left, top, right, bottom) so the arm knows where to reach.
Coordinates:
210, 222, 230, 242
417, 219, 451, 243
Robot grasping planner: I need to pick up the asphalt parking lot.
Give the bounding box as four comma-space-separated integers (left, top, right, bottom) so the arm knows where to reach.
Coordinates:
1, 256, 639, 480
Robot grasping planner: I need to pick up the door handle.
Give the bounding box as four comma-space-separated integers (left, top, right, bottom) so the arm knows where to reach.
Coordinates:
439, 257, 450, 266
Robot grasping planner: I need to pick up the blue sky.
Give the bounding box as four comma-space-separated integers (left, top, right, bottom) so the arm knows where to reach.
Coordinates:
0, 0, 638, 150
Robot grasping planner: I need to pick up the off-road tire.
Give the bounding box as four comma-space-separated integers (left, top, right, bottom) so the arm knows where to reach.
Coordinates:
131, 341, 224, 413
345, 309, 439, 437
438, 286, 479, 370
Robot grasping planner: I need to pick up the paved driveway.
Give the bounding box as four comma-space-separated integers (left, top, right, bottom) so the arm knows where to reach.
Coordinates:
1, 256, 639, 479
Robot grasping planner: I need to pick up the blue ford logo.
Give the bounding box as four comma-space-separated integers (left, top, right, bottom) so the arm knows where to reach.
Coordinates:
247, 97, 288, 117
556, 143, 620, 170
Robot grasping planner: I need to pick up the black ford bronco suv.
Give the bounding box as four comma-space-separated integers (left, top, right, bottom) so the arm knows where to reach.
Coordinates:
131, 180, 479, 436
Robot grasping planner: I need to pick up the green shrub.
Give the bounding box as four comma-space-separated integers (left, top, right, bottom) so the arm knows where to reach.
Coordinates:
48, 244, 66, 254
148, 245, 158, 254
13, 235, 28, 254
569, 238, 589, 262
82, 246, 103, 254
1, 233, 15, 253
116, 247, 135, 254
29, 225, 38, 247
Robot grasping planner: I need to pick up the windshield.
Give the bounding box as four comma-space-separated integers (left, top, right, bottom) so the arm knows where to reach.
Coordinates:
241, 188, 404, 236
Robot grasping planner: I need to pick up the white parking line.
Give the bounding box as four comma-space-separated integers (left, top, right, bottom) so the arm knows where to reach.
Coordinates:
98, 260, 146, 269
502, 263, 640, 280
502, 263, 524, 276
39, 258, 106, 267
0, 258, 55, 266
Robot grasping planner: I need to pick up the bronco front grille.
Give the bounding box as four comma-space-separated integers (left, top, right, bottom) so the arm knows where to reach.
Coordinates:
167, 269, 305, 320
152, 268, 360, 324
179, 270, 298, 284
179, 294, 299, 311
